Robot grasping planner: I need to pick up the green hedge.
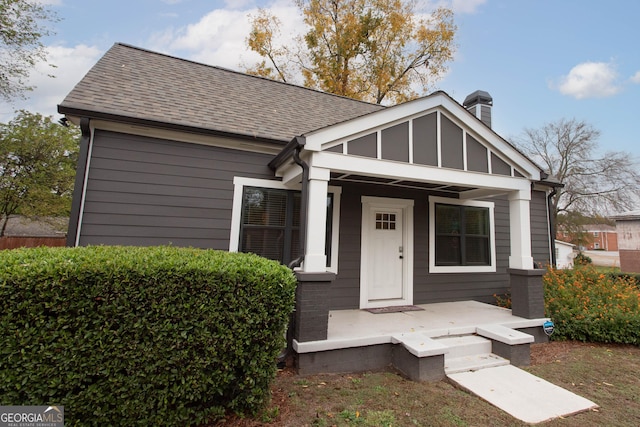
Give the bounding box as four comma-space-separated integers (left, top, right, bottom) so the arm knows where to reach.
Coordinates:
608, 271, 640, 289
544, 265, 640, 344
0, 246, 297, 426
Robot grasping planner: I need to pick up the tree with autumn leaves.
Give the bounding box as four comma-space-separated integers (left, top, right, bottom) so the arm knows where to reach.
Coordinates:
246, 0, 456, 105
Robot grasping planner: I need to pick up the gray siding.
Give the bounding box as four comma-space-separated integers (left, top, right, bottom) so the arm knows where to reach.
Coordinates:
530, 190, 551, 267
381, 122, 409, 162
330, 182, 520, 309
480, 105, 492, 128
78, 130, 275, 248
440, 115, 463, 170
491, 153, 511, 176
412, 113, 437, 166
466, 135, 488, 173
414, 195, 511, 305
348, 133, 377, 158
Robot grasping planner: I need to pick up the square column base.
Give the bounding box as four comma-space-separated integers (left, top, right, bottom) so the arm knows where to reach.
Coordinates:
294, 272, 335, 342
509, 268, 545, 319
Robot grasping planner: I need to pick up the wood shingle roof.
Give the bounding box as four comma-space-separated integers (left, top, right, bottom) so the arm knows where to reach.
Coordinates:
58, 43, 384, 144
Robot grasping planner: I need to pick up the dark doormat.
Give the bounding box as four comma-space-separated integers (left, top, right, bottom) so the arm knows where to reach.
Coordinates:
364, 305, 424, 314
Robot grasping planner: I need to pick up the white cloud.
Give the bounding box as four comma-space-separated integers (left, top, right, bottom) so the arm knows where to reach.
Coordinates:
33, 0, 62, 5
631, 71, 640, 84
451, 0, 486, 14
149, 1, 303, 71
224, 0, 255, 10
556, 61, 621, 99
0, 44, 102, 122
415, 0, 486, 14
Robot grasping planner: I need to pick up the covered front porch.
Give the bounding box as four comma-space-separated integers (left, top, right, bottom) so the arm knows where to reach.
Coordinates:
269, 91, 555, 377
293, 300, 550, 380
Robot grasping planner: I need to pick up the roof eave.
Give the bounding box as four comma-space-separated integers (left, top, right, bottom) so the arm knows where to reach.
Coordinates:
269, 136, 306, 171
58, 104, 289, 147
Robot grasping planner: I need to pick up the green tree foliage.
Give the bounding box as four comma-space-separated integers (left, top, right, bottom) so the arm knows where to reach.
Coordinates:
0, 110, 79, 236
245, 0, 456, 104
0, 0, 58, 101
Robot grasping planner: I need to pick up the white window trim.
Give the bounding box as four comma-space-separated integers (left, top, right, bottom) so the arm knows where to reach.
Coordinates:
428, 195, 496, 273
230, 176, 341, 273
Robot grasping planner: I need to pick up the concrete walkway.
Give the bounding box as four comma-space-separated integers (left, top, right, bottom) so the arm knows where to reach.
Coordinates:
448, 365, 598, 424
583, 250, 619, 267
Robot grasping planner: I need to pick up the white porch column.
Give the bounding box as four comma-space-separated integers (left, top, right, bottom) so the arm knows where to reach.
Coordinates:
508, 189, 534, 270
303, 166, 330, 272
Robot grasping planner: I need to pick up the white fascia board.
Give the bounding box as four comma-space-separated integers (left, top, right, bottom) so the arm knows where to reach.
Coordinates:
313, 151, 531, 193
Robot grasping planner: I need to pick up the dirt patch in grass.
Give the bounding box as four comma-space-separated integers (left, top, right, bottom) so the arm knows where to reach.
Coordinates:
212, 341, 640, 426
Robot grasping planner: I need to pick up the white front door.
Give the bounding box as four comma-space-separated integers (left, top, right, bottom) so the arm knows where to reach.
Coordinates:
360, 197, 414, 308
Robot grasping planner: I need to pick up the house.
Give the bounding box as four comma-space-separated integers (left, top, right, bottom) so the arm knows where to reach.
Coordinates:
0, 215, 67, 250
59, 43, 560, 380
582, 224, 618, 251
554, 240, 575, 269
611, 210, 640, 273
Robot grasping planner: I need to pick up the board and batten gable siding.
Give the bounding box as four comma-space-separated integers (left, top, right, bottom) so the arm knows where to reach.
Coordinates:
77, 130, 276, 248
330, 182, 550, 310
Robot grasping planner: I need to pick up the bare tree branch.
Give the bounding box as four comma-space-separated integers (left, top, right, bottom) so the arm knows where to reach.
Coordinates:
512, 118, 640, 224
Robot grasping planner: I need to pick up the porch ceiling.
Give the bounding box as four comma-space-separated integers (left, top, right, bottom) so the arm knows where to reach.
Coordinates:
330, 172, 477, 195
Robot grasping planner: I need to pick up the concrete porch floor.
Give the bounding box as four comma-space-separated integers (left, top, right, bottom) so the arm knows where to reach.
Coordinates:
294, 300, 549, 354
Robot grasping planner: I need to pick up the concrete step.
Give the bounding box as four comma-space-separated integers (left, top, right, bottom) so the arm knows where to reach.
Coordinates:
435, 335, 491, 359
435, 334, 509, 374
444, 352, 509, 374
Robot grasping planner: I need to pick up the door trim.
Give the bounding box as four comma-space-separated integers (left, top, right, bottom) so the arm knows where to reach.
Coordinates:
360, 196, 414, 309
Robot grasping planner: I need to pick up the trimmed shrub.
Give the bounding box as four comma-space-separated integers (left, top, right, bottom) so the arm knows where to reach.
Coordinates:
574, 252, 592, 265
0, 246, 297, 426
544, 265, 640, 344
608, 271, 640, 289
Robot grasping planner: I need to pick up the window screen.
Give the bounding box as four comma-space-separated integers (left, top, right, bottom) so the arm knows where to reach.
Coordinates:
239, 187, 333, 266
435, 203, 490, 266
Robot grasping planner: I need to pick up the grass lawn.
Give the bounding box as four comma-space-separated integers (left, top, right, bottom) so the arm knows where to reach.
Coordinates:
216, 341, 640, 426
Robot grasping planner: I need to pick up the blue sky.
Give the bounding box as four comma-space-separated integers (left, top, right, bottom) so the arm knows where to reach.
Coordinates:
2, 0, 639, 159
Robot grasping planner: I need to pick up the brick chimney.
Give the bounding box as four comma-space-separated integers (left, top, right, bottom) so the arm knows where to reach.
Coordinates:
463, 90, 493, 128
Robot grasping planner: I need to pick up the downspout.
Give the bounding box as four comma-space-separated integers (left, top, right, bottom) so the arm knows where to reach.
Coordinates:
288, 141, 309, 269
547, 187, 558, 268
66, 117, 92, 247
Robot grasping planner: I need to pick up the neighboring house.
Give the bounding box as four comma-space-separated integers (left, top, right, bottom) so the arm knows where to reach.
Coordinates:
611, 210, 640, 273
0, 215, 67, 250
59, 43, 559, 378
554, 240, 576, 269
582, 224, 618, 251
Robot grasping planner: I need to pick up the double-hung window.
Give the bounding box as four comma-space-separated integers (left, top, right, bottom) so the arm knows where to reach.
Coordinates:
238, 185, 335, 267
429, 196, 496, 273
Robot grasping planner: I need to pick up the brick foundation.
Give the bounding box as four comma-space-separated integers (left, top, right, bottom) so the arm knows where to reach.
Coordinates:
294, 272, 335, 342
619, 250, 640, 273
509, 268, 545, 319
392, 346, 446, 382
297, 344, 392, 376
